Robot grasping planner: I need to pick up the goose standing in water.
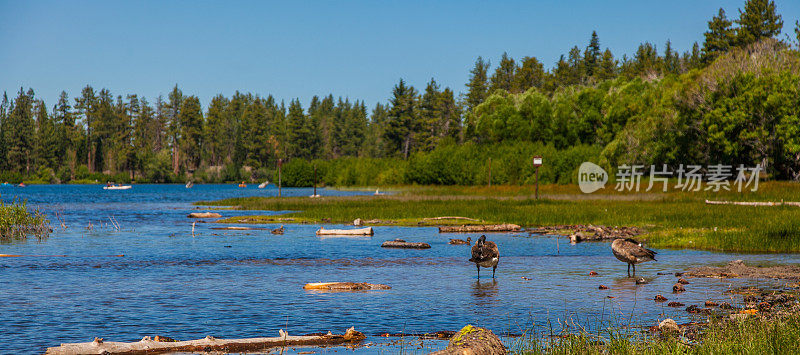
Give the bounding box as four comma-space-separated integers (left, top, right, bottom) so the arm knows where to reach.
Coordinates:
469, 235, 499, 279
611, 238, 657, 277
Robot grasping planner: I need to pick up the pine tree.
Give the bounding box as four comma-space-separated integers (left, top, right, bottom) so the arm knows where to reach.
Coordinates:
465, 57, 490, 111
567, 46, 584, 84
438, 87, 461, 142
703, 8, 737, 63
584, 31, 601, 77
287, 99, 312, 158
6, 89, 36, 173
383, 79, 419, 158
34, 99, 57, 170
178, 96, 204, 171
550, 55, 572, 90
686, 42, 703, 69
364, 103, 389, 158
795, 21, 800, 48
419, 79, 442, 151
633, 42, 659, 77
166, 85, 184, 175
74, 85, 96, 171
513, 56, 545, 92
663, 40, 680, 74
597, 49, 617, 81
490, 52, 516, 93
204, 95, 230, 165
0, 92, 9, 171
737, 0, 783, 47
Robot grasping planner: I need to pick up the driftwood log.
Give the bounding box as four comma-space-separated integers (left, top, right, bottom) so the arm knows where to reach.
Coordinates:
316, 226, 374, 236
45, 327, 365, 355
438, 224, 520, 233
429, 325, 506, 355
187, 212, 222, 218
705, 199, 800, 207
423, 216, 480, 222
210, 226, 268, 230
303, 282, 391, 291
381, 239, 431, 249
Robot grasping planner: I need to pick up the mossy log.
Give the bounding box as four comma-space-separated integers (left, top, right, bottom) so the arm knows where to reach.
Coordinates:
438, 224, 520, 233
429, 325, 506, 355
46, 328, 365, 355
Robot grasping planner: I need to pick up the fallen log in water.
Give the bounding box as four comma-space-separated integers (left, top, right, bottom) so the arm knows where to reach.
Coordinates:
303, 282, 391, 291
438, 224, 520, 233
316, 226, 374, 236
429, 325, 506, 355
187, 212, 222, 218
45, 328, 365, 355
380, 239, 431, 249
210, 226, 268, 230
423, 216, 480, 222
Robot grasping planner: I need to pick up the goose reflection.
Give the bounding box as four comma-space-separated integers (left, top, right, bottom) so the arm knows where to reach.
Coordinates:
471, 279, 499, 300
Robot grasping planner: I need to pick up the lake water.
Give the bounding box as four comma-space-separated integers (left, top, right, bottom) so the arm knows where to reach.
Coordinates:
2, 184, 799, 354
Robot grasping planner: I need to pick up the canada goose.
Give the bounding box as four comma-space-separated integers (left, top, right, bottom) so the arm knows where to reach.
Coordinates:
271, 225, 284, 235
469, 235, 499, 279
611, 238, 657, 277
449, 237, 472, 245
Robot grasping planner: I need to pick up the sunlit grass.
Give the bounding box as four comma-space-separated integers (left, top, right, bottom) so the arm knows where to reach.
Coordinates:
198, 182, 800, 253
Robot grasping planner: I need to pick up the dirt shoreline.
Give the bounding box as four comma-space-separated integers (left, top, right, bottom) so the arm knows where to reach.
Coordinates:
686, 260, 800, 280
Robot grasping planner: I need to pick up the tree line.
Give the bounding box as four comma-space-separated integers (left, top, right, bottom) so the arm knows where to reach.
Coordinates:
1, 0, 799, 184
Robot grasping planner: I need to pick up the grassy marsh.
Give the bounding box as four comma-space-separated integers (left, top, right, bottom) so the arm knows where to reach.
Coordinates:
198, 182, 800, 253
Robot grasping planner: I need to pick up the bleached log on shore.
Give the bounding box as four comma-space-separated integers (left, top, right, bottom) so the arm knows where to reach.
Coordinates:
316, 226, 374, 236
704, 200, 794, 206
380, 239, 431, 249
46, 328, 365, 355
303, 282, 391, 290
438, 224, 521, 233
423, 216, 480, 222
187, 212, 222, 218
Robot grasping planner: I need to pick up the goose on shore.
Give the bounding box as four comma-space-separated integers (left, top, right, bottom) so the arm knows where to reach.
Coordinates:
611, 238, 657, 277
469, 235, 499, 279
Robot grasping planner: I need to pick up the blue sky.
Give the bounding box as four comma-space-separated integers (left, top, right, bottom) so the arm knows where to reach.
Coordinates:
1, 0, 799, 110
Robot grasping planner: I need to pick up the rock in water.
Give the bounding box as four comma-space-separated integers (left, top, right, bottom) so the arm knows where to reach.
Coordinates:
658, 318, 679, 333
673, 283, 686, 293
429, 325, 506, 355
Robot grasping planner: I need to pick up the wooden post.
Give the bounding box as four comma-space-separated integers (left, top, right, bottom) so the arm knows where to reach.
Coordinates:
277, 159, 283, 197
313, 165, 317, 197
532, 156, 542, 200
488, 157, 492, 187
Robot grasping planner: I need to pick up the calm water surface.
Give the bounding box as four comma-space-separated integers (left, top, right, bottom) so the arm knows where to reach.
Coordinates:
1, 184, 799, 354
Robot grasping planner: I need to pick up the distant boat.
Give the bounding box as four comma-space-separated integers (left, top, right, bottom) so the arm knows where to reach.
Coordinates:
185, 181, 194, 188
17, 183, 26, 187
238, 181, 247, 188
309, 194, 321, 198
103, 183, 131, 190
258, 181, 269, 189
1, 182, 11, 186
374, 189, 384, 196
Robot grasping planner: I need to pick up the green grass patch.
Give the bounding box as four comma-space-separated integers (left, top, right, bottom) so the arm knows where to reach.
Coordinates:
0, 199, 50, 243
512, 314, 800, 354
199, 182, 800, 253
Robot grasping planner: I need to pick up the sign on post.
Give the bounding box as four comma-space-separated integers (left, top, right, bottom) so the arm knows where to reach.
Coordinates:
532, 156, 542, 199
